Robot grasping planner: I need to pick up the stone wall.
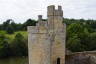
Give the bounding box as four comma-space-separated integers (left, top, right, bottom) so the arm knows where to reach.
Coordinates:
65, 51, 96, 64
28, 5, 66, 64
47, 5, 66, 64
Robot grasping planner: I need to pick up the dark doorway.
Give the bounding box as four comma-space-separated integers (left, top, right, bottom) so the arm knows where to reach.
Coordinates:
57, 58, 60, 64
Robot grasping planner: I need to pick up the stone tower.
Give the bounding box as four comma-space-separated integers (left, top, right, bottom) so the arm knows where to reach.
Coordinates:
28, 5, 66, 64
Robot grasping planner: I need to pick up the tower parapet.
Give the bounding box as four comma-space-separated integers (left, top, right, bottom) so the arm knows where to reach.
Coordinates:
47, 5, 55, 16
47, 5, 63, 16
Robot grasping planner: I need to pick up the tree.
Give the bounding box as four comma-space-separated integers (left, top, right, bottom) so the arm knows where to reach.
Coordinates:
67, 23, 91, 52
10, 33, 28, 56
67, 23, 84, 37
67, 34, 83, 52
0, 32, 10, 58
2, 19, 15, 34
22, 19, 37, 30
6, 25, 14, 34
87, 32, 96, 51
10, 21, 17, 31
2, 19, 10, 30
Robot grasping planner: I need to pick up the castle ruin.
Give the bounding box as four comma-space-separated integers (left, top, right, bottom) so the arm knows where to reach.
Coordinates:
28, 5, 66, 64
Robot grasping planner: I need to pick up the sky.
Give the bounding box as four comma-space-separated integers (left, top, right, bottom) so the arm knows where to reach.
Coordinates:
0, 0, 96, 23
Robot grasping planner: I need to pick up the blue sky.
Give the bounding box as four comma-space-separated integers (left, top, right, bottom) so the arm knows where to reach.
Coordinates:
0, 0, 96, 23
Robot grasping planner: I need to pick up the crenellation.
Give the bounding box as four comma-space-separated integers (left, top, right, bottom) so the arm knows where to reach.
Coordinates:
47, 5, 55, 16
47, 5, 63, 16
54, 10, 61, 16
38, 15, 42, 21
37, 15, 48, 27
58, 6, 62, 11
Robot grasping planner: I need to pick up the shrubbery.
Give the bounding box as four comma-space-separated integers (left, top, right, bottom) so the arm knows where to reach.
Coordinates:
64, 18, 96, 52
0, 31, 28, 58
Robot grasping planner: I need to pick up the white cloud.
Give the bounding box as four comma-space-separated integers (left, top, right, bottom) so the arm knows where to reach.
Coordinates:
0, 0, 96, 23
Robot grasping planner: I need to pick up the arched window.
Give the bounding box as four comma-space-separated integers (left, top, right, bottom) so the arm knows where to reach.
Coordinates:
57, 58, 60, 64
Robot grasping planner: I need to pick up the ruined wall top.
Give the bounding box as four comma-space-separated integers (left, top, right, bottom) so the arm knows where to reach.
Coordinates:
47, 5, 63, 16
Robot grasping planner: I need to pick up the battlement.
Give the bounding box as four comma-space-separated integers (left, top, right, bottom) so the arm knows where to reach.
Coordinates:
47, 5, 63, 16
38, 15, 42, 21
37, 15, 47, 27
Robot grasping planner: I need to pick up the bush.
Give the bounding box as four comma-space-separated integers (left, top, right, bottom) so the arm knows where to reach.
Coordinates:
10, 33, 28, 56
0, 32, 10, 58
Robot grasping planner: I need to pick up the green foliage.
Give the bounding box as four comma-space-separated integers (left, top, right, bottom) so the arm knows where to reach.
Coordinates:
66, 18, 96, 52
10, 33, 28, 56
0, 32, 10, 58
67, 35, 82, 52
6, 25, 14, 34
67, 23, 84, 37
22, 19, 37, 30
0, 31, 28, 58
0, 18, 37, 32
87, 33, 96, 50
